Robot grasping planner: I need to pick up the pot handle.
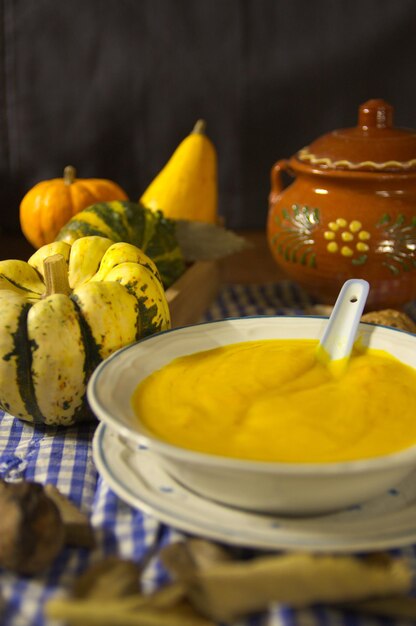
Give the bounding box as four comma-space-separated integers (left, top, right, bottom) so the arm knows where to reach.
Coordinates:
270, 159, 292, 200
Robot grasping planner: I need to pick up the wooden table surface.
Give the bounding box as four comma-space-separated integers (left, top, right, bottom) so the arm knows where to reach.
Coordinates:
0, 230, 282, 285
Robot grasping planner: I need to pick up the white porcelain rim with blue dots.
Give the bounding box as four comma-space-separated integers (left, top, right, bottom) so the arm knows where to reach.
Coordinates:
93, 423, 416, 553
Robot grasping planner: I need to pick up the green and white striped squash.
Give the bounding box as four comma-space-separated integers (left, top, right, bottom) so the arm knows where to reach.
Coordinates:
0, 236, 170, 426
56, 200, 185, 289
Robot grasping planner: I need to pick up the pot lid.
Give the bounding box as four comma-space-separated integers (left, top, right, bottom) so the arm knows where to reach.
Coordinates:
296, 99, 416, 172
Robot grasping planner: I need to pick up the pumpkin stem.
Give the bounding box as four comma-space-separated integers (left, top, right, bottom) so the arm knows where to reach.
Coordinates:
63, 165, 76, 185
192, 119, 206, 135
43, 254, 71, 297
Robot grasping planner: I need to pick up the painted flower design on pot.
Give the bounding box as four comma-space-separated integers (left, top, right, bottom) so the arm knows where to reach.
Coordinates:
323, 218, 371, 266
376, 214, 416, 275
269, 204, 319, 268
270, 206, 415, 276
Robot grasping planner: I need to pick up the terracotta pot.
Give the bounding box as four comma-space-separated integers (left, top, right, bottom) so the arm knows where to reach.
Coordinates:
267, 99, 416, 310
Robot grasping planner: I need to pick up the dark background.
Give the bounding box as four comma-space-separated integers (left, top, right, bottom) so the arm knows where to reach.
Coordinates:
1, 0, 416, 235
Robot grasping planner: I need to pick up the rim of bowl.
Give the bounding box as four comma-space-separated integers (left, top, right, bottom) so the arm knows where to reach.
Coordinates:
88, 315, 416, 477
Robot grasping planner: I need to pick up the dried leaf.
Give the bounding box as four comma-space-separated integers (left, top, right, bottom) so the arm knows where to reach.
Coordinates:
72, 556, 142, 599
45, 594, 214, 626
44, 484, 95, 549
162, 542, 412, 623
174, 220, 250, 261
161, 539, 232, 576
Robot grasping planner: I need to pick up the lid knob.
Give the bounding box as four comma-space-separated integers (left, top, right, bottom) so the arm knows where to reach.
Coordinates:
358, 99, 393, 130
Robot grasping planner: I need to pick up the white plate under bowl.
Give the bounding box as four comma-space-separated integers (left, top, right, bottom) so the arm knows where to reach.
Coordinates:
93, 423, 416, 553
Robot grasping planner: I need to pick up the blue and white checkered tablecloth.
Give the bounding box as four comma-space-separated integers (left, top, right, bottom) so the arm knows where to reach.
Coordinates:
1, 281, 416, 626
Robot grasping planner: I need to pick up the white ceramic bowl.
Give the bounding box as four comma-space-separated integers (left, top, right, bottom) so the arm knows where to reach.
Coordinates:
87, 317, 416, 516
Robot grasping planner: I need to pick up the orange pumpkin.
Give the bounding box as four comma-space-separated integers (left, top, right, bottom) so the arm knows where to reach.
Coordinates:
20, 166, 128, 248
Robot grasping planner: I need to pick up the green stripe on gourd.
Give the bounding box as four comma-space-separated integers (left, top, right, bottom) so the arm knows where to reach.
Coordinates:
8, 302, 45, 424
58, 219, 111, 241
81, 201, 132, 242
71, 295, 105, 378
56, 201, 185, 288
102, 262, 169, 338
136, 296, 161, 338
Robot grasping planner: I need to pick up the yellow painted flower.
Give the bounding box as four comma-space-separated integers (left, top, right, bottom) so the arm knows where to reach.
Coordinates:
323, 218, 371, 264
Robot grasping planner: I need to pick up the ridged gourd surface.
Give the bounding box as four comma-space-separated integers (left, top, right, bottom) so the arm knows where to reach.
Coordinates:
56, 201, 185, 289
0, 236, 170, 426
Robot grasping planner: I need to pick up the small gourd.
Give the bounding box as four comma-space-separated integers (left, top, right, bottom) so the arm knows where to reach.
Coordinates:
0, 236, 170, 426
140, 120, 218, 223
56, 200, 185, 288
20, 166, 128, 248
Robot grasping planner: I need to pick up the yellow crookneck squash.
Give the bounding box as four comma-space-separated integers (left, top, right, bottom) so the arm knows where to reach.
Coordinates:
0, 236, 170, 426
20, 166, 128, 249
140, 120, 218, 224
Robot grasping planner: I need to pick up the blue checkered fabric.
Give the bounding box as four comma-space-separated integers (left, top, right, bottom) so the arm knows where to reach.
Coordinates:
0, 281, 415, 626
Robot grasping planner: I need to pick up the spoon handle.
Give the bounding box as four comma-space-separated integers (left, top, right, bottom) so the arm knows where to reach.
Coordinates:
318, 278, 370, 368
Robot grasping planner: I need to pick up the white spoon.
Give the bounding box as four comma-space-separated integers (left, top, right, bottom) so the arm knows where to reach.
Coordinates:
317, 278, 370, 376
